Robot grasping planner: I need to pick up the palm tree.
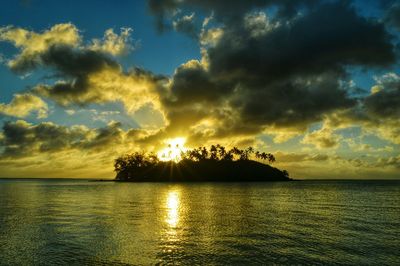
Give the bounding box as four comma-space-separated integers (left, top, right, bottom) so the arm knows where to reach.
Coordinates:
245, 146, 254, 160
210, 145, 218, 160
200, 146, 209, 160
257, 152, 275, 163
247, 146, 254, 154
267, 154, 276, 163
216, 144, 226, 160
223, 151, 234, 161
239, 149, 247, 160
231, 147, 241, 160
189, 148, 201, 161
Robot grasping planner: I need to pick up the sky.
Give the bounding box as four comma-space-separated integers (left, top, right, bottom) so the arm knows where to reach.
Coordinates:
0, 0, 399, 179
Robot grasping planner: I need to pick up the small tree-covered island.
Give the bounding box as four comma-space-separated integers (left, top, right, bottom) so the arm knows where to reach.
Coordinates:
114, 145, 291, 182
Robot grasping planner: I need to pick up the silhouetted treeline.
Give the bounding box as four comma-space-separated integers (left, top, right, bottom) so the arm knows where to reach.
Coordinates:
180, 144, 276, 163
114, 145, 290, 182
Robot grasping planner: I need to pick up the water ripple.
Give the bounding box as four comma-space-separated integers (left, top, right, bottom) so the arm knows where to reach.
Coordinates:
0, 180, 399, 265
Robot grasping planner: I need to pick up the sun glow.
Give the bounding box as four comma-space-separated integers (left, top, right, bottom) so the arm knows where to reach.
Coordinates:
157, 137, 187, 162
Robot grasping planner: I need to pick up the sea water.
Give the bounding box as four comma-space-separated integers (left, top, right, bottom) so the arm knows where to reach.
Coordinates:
0, 179, 399, 265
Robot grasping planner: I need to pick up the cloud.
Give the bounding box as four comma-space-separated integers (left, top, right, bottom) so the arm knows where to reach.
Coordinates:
0, 93, 48, 118
243, 11, 277, 38
148, 0, 319, 29
0, 24, 137, 72
364, 73, 400, 118
0, 24, 167, 117
162, 60, 228, 106
0, 119, 150, 178
65, 109, 76, 115
377, 155, 400, 168
0, 120, 153, 158
274, 152, 400, 179
90, 27, 135, 56
385, 2, 400, 30
167, 2, 396, 145
0, 23, 80, 73
302, 126, 341, 149
1, 120, 88, 157
141, 1, 398, 148
206, 2, 394, 83
34, 66, 166, 114
274, 151, 329, 163
173, 13, 199, 38
322, 72, 400, 145
199, 27, 223, 47
16, 42, 120, 76
80, 121, 124, 150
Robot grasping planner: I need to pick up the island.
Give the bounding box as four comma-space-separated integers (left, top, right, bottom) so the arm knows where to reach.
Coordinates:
114, 145, 291, 182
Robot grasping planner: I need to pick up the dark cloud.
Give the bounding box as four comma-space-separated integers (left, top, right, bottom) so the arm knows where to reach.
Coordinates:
364, 78, 400, 118
148, 0, 177, 32
230, 73, 355, 128
0, 120, 125, 158
161, 60, 229, 106
0, 23, 81, 73
364, 87, 400, 117
385, 2, 400, 30
39, 44, 119, 77
320, 72, 400, 145
82, 121, 124, 150
148, 0, 318, 30
10, 44, 119, 75
157, 1, 395, 142
1, 120, 84, 157
207, 2, 394, 83
12, 44, 121, 105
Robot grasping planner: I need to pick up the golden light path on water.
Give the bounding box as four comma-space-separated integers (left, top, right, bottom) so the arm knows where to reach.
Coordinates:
162, 188, 183, 256
165, 190, 180, 228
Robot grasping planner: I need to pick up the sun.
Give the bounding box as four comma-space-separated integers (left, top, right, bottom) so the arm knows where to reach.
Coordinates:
157, 137, 187, 162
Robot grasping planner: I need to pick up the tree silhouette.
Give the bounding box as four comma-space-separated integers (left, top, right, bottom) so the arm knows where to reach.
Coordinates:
210, 145, 218, 160
114, 144, 283, 181
282, 170, 289, 177
216, 144, 226, 160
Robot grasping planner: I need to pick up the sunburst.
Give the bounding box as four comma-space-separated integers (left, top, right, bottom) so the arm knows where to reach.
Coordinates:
157, 137, 187, 162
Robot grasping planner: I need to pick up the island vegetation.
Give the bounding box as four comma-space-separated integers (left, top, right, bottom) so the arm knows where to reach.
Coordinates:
114, 144, 291, 182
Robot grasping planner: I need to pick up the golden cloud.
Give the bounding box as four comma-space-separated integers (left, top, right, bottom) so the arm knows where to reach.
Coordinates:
0, 93, 48, 118
90, 27, 135, 56
0, 23, 80, 72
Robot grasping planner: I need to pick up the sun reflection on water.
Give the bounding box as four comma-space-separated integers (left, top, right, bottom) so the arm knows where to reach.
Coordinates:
165, 190, 180, 228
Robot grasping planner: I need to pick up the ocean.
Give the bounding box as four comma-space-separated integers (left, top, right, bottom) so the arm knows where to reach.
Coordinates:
0, 179, 399, 265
